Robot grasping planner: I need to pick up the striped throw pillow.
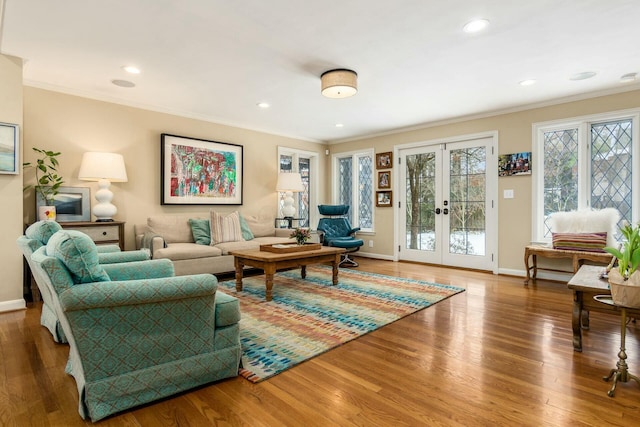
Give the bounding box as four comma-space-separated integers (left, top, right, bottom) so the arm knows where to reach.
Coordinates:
210, 211, 244, 245
551, 232, 607, 252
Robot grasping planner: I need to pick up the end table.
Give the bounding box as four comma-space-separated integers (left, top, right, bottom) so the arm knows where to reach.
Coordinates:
594, 295, 640, 397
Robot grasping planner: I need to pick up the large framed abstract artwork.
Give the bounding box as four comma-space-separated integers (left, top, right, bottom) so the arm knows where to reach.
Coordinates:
161, 133, 243, 205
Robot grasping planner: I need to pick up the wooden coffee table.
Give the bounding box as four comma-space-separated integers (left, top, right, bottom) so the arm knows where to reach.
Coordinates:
567, 265, 640, 352
230, 246, 345, 301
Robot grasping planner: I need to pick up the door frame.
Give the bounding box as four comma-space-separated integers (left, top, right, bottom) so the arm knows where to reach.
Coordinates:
393, 131, 499, 274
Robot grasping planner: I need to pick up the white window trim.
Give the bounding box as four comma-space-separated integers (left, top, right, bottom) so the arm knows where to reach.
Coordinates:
531, 108, 640, 244
278, 146, 319, 228
331, 148, 375, 232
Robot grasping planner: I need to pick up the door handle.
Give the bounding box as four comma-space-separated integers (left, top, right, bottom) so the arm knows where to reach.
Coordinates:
443, 208, 449, 215
435, 208, 441, 214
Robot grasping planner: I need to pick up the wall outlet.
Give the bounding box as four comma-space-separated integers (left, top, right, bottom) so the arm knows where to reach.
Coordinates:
369, 240, 374, 248
503, 189, 514, 199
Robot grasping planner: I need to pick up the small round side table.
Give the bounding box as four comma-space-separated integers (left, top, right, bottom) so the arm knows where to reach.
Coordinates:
594, 295, 640, 397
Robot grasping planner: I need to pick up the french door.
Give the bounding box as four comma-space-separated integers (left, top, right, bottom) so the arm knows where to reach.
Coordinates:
398, 136, 497, 271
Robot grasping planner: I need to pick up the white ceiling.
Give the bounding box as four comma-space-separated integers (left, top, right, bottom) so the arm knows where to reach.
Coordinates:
1, 0, 639, 143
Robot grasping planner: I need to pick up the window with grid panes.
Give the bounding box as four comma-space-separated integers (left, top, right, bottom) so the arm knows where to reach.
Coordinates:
278, 148, 317, 228
335, 150, 374, 231
532, 110, 639, 243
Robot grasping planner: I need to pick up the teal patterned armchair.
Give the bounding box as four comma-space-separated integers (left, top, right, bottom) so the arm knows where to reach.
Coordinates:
17, 220, 150, 343
29, 229, 241, 421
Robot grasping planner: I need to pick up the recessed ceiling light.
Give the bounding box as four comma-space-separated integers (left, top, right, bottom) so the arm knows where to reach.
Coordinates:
620, 72, 638, 83
569, 71, 597, 81
257, 102, 270, 108
519, 79, 537, 86
111, 79, 135, 88
335, 123, 344, 128
463, 19, 490, 33
122, 65, 141, 74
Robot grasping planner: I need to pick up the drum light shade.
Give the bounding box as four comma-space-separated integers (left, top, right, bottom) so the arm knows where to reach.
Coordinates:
321, 69, 357, 98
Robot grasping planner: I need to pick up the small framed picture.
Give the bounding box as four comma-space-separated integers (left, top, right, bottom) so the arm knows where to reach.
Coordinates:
376, 190, 393, 207
0, 122, 19, 175
378, 171, 391, 189
376, 151, 393, 169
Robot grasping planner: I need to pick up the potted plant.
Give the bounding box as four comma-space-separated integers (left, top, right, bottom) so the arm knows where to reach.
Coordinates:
23, 148, 64, 221
290, 227, 311, 245
604, 221, 640, 307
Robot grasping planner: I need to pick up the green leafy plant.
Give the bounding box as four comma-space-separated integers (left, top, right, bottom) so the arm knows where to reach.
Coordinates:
23, 148, 64, 204
604, 221, 640, 278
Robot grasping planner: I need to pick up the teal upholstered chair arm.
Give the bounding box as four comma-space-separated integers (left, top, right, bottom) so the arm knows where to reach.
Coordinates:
101, 258, 175, 280
98, 249, 150, 264
96, 244, 121, 253
59, 274, 217, 311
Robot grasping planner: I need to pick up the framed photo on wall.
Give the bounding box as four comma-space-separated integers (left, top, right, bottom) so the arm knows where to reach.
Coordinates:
498, 151, 531, 176
378, 171, 391, 189
376, 151, 393, 169
376, 190, 393, 207
161, 133, 243, 205
36, 186, 91, 222
0, 122, 19, 175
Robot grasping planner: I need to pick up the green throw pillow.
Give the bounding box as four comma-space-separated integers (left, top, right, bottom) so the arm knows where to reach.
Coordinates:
189, 218, 211, 245
25, 220, 63, 245
46, 230, 110, 284
239, 214, 254, 241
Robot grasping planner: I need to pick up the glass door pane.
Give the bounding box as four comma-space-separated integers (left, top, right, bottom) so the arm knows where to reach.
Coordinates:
448, 146, 486, 256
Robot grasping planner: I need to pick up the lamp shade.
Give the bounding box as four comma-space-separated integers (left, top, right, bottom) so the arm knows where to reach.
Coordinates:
78, 152, 128, 182
276, 172, 304, 192
321, 69, 357, 98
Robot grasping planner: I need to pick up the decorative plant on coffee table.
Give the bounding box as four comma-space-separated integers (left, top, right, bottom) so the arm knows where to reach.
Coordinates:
290, 227, 311, 245
23, 148, 64, 220
604, 221, 640, 307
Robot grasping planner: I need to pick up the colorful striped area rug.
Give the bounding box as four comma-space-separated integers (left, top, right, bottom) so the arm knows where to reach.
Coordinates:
217, 265, 465, 383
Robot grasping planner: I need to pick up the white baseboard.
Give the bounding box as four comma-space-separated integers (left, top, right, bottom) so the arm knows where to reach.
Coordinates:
498, 268, 572, 283
354, 252, 395, 261
0, 299, 26, 313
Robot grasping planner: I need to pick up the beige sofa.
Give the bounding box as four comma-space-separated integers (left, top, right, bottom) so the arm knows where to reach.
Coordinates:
134, 213, 294, 275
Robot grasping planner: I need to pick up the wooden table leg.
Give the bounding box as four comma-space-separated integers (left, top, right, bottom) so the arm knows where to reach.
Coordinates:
264, 264, 276, 301
332, 254, 339, 286
524, 248, 531, 285
572, 290, 584, 352
235, 257, 244, 292
301, 265, 307, 279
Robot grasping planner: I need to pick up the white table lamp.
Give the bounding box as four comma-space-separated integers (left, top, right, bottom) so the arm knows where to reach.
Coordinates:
78, 152, 128, 222
276, 172, 304, 219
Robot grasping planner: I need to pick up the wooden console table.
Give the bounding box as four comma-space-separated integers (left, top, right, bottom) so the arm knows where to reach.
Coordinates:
524, 245, 613, 285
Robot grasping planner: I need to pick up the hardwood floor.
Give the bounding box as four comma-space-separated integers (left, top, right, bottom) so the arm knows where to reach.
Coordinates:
2, 258, 639, 426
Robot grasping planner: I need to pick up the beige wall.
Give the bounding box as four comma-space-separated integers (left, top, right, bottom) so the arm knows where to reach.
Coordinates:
22, 87, 327, 248
331, 89, 640, 272
0, 54, 24, 310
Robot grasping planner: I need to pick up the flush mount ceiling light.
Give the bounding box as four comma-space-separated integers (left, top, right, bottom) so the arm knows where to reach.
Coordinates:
463, 19, 490, 33
519, 79, 537, 86
569, 71, 597, 81
257, 102, 270, 108
321, 69, 357, 98
122, 65, 141, 74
